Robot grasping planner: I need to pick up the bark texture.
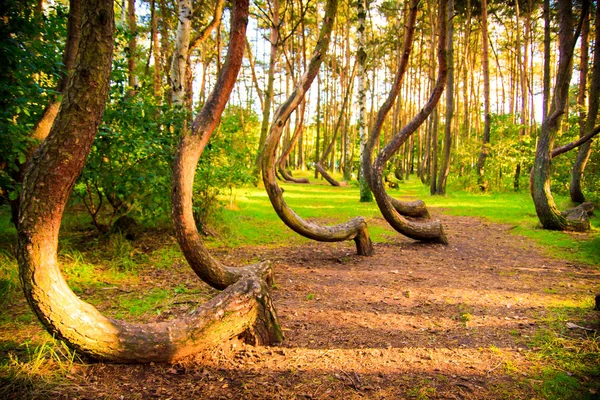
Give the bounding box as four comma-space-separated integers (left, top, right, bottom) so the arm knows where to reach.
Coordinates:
570, 4, 599, 203
261, 0, 373, 256
18, 0, 281, 363
365, 0, 448, 243
277, 101, 310, 183
531, 0, 591, 232
171, 0, 277, 289
362, 1, 429, 220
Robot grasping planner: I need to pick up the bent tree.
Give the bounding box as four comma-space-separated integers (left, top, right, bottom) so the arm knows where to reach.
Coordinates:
532, 0, 592, 232
277, 100, 310, 184
170, 0, 277, 290
364, 0, 449, 244
261, 0, 374, 256
18, 0, 281, 363
363, 0, 430, 220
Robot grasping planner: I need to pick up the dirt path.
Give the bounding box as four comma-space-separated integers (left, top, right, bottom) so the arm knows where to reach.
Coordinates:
8, 214, 600, 399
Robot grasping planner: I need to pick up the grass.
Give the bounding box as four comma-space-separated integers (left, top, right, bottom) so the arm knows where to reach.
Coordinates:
0, 171, 598, 397
528, 303, 600, 400
217, 175, 599, 266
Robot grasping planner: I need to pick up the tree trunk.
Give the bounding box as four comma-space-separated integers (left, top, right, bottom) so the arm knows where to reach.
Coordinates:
570, 4, 598, 203
475, 0, 491, 191
436, 0, 453, 196
170, 0, 192, 107
368, 0, 449, 244
171, 0, 278, 288
18, 0, 281, 364
362, 1, 430, 219
357, 0, 372, 202
531, 0, 591, 232
261, 0, 373, 256
127, 0, 137, 89
254, 0, 280, 178
278, 100, 310, 183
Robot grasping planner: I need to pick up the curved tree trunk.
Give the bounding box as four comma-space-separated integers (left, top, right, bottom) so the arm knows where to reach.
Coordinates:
532, 0, 590, 232
261, 0, 373, 256
368, 0, 448, 244
277, 100, 310, 183
570, 4, 599, 203
361, 2, 430, 220
171, 0, 275, 289
316, 63, 357, 187
314, 163, 342, 186
18, 0, 281, 364
10, 0, 82, 228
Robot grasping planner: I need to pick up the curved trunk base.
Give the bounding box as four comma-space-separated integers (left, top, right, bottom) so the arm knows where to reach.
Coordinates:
18, 246, 282, 363
372, 171, 448, 244
315, 163, 342, 187
278, 164, 310, 184
389, 196, 430, 219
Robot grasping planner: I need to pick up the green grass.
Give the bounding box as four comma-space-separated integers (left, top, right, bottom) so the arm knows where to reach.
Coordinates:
0, 172, 598, 398
528, 303, 600, 400
217, 175, 599, 266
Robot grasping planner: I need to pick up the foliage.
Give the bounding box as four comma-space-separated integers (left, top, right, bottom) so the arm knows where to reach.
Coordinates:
452, 113, 534, 192
193, 105, 259, 230
0, 0, 67, 204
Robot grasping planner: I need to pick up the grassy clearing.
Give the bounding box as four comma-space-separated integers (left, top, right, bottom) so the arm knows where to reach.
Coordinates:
219, 174, 599, 266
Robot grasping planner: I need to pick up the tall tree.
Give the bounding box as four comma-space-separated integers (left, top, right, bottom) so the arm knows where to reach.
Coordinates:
261, 0, 374, 256
435, 0, 454, 195
531, 0, 591, 231
570, 4, 598, 203
17, 0, 280, 363
365, 0, 449, 244
357, 0, 372, 202
475, 0, 491, 191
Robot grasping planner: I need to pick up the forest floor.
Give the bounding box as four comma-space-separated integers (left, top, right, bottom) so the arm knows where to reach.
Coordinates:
1, 209, 599, 399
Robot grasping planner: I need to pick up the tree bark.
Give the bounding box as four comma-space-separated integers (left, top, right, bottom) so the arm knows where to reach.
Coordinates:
261, 0, 373, 256
436, 0, 453, 195
531, 0, 591, 232
362, 1, 430, 219
171, 0, 277, 288
570, 4, 598, 203
357, 0, 372, 202
475, 0, 491, 191
369, 0, 449, 244
170, 0, 192, 107
127, 0, 137, 89
277, 100, 310, 183
18, 0, 282, 364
